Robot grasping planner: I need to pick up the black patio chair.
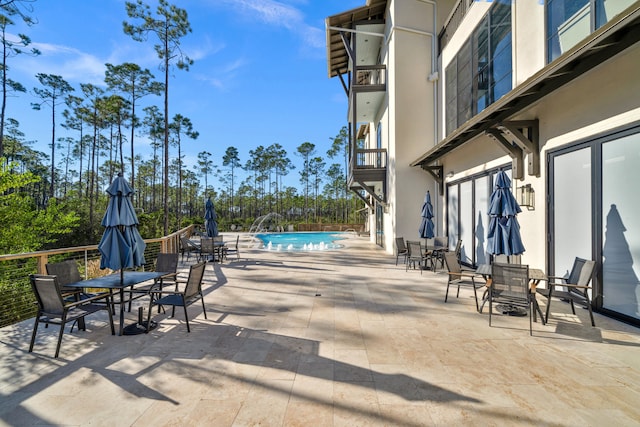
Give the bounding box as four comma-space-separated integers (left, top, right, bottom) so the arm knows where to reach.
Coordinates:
29, 274, 115, 358
224, 235, 241, 261
395, 237, 408, 266
430, 236, 449, 271
200, 237, 215, 262
146, 261, 207, 333
489, 263, 533, 335
406, 240, 427, 274
536, 257, 596, 326
180, 236, 201, 262
45, 260, 84, 300
443, 251, 484, 312
128, 252, 179, 312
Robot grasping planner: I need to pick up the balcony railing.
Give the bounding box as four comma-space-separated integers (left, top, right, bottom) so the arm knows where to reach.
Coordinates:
352, 148, 387, 170
353, 65, 386, 90
438, 0, 474, 51
0, 225, 193, 328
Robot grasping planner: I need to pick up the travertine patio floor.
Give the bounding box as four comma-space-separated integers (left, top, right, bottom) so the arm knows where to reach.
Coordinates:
1, 234, 640, 426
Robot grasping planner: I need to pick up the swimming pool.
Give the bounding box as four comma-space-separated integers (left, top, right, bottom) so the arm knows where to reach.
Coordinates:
255, 232, 348, 251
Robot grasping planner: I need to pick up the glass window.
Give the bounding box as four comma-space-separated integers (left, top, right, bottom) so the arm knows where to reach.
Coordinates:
549, 126, 640, 325
596, 0, 634, 27
552, 147, 592, 282
547, 0, 634, 63
602, 134, 640, 318
445, 1, 512, 134
473, 17, 490, 113
447, 169, 507, 267
457, 40, 473, 126
474, 176, 490, 265
445, 61, 458, 135
447, 185, 459, 249
459, 181, 473, 263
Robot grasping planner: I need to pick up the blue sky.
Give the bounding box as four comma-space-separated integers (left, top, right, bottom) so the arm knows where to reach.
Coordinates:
7, 0, 363, 190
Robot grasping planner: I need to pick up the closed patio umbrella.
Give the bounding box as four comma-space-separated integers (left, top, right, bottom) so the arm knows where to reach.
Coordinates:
487, 170, 525, 256
205, 197, 219, 237
98, 173, 146, 281
419, 190, 435, 239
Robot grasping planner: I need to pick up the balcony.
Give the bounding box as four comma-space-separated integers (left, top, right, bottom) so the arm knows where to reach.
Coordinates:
349, 147, 387, 208
349, 64, 387, 123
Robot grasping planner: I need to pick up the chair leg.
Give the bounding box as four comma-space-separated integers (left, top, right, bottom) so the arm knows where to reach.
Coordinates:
55, 314, 68, 358
586, 301, 596, 327
445, 280, 450, 302
570, 300, 576, 315
472, 282, 479, 312
529, 301, 533, 336
145, 301, 153, 333
107, 304, 115, 335
533, 298, 545, 325
183, 304, 190, 332
200, 295, 207, 320
29, 317, 39, 353
489, 293, 493, 326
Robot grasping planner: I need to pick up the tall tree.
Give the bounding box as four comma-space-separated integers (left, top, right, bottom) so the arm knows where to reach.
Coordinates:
103, 94, 131, 175
80, 83, 105, 228
142, 105, 163, 210
104, 62, 162, 185
222, 146, 240, 218
296, 141, 315, 222
197, 150, 213, 195
267, 143, 292, 216
62, 94, 88, 197
124, 0, 193, 235
0, 6, 38, 157
309, 156, 325, 221
31, 73, 74, 198
169, 113, 198, 227
327, 126, 349, 221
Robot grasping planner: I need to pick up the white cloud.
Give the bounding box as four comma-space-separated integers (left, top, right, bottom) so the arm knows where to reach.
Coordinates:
14, 41, 107, 86
215, 0, 324, 51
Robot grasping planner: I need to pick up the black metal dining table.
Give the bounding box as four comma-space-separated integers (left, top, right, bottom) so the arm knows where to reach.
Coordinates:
65, 271, 169, 335
475, 264, 547, 323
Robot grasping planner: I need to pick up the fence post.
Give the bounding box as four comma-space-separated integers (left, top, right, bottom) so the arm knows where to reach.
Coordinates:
36, 254, 48, 274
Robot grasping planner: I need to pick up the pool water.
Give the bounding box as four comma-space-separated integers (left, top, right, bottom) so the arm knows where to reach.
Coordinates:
255, 232, 348, 251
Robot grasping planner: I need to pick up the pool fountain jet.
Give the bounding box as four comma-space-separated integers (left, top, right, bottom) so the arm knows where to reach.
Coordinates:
255, 231, 348, 252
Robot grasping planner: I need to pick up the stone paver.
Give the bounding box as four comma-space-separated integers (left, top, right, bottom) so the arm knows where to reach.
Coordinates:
2, 234, 640, 426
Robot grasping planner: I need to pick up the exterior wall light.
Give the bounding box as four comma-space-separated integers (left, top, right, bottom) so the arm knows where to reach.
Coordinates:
517, 184, 535, 210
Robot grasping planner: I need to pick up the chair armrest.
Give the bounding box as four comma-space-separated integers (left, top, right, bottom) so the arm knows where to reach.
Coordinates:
150, 289, 185, 296
155, 273, 177, 282
562, 283, 592, 290
547, 275, 568, 282
65, 292, 111, 308
448, 271, 481, 279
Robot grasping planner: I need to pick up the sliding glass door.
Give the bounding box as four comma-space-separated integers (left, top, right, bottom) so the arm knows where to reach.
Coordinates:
549, 124, 640, 324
